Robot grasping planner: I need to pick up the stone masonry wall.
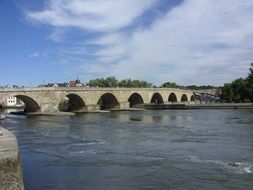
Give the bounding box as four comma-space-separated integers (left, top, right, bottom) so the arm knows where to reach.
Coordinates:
0, 126, 24, 190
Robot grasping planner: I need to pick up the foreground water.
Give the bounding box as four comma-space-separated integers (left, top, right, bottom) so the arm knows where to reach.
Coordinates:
1, 109, 253, 190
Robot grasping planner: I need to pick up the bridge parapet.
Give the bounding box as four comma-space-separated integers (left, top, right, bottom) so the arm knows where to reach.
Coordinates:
0, 87, 192, 93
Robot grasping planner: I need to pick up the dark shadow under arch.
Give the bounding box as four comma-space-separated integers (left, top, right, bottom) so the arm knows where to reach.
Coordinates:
190, 95, 195, 101
168, 92, 177, 102
151, 93, 164, 104
98, 93, 119, 110
181, 94, 188, 102
15, 95, 40, 112
128, 93, 144, 108
67, 94, 86, 111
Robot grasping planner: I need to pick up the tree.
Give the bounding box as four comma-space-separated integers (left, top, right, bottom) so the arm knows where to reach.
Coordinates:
131, 80, 152, 88
246, 63, 253, 101
220, 83, 233, 102
88, 78, 104, 87
161, 82, 178, 88
118, 79, 133, 87
219, 63, 253, 103
88, 76, 118, 87
118, 79, 152, 88
231, 78, 247, 102
103, 76, 118, 87
88, 76, 152, 88
246, 63, 253, 87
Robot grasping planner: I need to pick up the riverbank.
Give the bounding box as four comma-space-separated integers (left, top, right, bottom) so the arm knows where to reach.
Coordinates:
187, 103, 253, 109
143, 103, 253, 109
0, 126, 24, 190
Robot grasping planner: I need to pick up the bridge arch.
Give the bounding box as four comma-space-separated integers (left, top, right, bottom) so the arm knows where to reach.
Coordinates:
15, 95, 40, 112
59, 93, 86, 111
98, 93, 119, 110
181, 94, 188, 102
190, 95, 195, 102
67, 94, 86, 111
168, 92, 178, 102
151, 93, 164, 104
128, 93, 144, 108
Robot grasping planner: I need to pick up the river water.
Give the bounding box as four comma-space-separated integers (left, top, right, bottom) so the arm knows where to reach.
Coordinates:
1, 109, 253, 190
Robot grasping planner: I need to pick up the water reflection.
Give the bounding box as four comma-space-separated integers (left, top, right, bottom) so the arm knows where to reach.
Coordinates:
4, 108, 24, 113
1, 109, 194, 125
101, 111, 193, 124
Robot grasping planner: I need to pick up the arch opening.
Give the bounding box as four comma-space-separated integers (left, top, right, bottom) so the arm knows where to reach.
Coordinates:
190, 95, 195, 102
98, 93, 118, 110
168, 93, 177, 102
15, 95, 40, 113
151, 93, 164, 104
128, 93, 144, 108
59, 94, 86, 111
181, 94, 188, 102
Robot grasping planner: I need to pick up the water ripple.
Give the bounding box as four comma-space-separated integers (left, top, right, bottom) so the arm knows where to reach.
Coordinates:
63, 140, 105, 149
188, 155, 252, 174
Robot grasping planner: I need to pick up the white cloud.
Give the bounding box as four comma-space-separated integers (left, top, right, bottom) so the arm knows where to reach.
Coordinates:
29, 52, 40, 58
48, 28, 66, 42
111, 0, 253, 85
27, 0, 155, 32
26, 0, 253, 85
87, 33, 127, 46
29, 51, 47, 58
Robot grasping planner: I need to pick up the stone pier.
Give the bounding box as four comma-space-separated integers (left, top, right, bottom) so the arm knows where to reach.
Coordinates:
0, 126, 24, 190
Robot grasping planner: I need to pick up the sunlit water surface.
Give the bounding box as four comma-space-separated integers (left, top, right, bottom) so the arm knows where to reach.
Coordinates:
1, 109, 253, 190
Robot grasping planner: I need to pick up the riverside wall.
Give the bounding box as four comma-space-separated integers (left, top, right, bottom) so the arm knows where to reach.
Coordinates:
0, 126, 24, 190
187, 102, 253, 109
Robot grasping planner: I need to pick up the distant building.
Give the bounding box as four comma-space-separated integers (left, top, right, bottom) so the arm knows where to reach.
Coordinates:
7, 97, 16, 106
38, 80, 85, 88
76, 83, 83, 87
6, 97, 24, 107
68, 79, 83, 87
68, 80, 76, 87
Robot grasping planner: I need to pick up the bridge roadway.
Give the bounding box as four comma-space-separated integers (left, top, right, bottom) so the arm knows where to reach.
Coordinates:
0, 87, 196, 113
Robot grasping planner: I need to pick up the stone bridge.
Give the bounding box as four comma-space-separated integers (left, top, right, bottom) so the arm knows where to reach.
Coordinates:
0, 87, 196, 113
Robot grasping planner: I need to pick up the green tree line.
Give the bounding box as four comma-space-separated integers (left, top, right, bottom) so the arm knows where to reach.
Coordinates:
88, 76, 153, 88
219, 63, 253, 103
88, 76, 218, 89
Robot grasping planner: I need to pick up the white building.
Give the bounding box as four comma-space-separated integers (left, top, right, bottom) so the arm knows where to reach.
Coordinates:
6, 97, 24, 107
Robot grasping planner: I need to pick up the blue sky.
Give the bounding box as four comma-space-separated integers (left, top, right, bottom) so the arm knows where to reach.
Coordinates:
1, 0, 253, 87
